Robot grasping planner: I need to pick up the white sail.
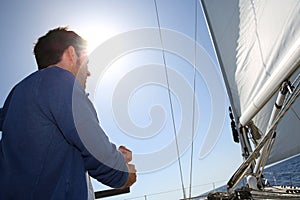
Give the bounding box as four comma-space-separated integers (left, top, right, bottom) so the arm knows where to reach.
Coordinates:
200, 0, 300, 165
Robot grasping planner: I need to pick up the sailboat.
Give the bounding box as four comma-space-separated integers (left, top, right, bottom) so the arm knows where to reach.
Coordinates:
199, 0, 300, 199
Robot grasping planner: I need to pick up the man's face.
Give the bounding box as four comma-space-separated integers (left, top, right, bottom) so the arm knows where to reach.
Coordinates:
76, 50, 90, 89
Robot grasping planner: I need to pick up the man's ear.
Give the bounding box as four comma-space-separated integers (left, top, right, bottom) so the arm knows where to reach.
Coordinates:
66, 46, 77, 64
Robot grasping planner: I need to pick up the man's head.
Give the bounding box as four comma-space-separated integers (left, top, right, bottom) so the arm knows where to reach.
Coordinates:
34, 27, 90, 89
34, 27, 87, 70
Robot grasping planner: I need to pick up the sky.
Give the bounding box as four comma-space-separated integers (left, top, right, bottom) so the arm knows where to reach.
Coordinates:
0, 0, 243, 199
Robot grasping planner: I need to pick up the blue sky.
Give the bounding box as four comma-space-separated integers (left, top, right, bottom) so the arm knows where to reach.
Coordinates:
0, 0, 242, 199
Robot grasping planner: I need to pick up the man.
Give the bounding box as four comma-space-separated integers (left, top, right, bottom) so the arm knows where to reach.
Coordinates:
0, 27, 136, 199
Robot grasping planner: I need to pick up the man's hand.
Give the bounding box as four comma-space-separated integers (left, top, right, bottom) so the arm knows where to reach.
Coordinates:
118, 146, 132, 163
119, 164, 136, 189
118, 146, 137, 189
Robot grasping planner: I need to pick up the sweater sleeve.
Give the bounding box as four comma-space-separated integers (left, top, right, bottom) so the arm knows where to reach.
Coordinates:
40, 68, 128, 188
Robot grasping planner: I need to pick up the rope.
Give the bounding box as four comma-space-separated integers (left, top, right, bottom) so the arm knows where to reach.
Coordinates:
189, 0, 198, 199
153, 0, 186, 199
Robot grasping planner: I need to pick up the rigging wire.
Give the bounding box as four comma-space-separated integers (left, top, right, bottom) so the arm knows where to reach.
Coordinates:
189, 0, 198, 199
153, 0, 186, 199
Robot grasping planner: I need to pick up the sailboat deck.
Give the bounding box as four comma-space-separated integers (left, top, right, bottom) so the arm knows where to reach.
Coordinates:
251, 186, 300, 199
205, 186, 300, 200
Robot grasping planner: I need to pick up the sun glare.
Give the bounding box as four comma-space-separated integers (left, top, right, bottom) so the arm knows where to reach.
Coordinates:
76, 26, 118, 55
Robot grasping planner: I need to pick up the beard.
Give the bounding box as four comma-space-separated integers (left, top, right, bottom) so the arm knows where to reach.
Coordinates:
76, 58, 88, 89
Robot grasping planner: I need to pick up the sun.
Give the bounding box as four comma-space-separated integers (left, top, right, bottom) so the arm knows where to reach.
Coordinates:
75, 25, 118, 55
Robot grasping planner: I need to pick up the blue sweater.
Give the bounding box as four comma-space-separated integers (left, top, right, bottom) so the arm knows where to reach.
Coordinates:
0, 67, 128, 199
